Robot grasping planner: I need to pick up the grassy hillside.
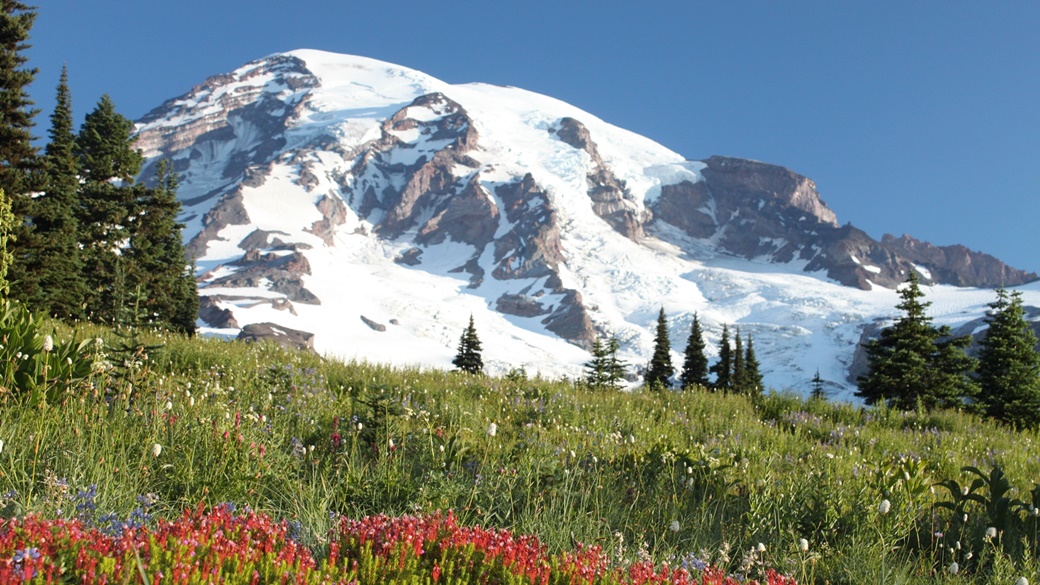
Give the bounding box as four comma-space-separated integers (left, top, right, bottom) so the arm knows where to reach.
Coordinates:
1, 321, 1039, 583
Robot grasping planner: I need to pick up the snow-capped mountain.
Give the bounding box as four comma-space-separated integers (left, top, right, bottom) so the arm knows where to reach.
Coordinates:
133, 49, 1040, 400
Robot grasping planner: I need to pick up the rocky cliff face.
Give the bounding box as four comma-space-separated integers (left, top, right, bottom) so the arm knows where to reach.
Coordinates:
653, 155, 1037, 290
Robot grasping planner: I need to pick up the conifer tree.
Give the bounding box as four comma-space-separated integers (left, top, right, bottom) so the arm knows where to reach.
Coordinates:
976, 289, 1040, 428
605, 336, 627, 390
810, 369, 826, 400
76, 95, 143, 323
743, 333, 763, 395
644, 307, 674, 389
680, 313, 709, 389
0, 1, 40, 297
125, 160, 197, 334
584, 335, 627, 389
710, 324, 733, 391
452, 315, 483, 374
77, 94, 143, 184
584, 337, 610, 388
26, 65, 85, 318
732, 330, 745, 391
857, 272, 977, 410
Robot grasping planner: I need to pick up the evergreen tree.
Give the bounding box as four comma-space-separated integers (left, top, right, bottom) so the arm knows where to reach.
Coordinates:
585, 335, 627, 390
976, 289, 1040, 428
732, 330, 745, 391
76, 95, 142, 323
76, 94, 143, 183
857, 272, 977, 410
452, 315, 483, 374
584, 337, 610, 388
810, 369, 826, 400
743, 333, 763, 395
710, 324, 733, 391
644, 307, 674, 389
605, 336, 627, 390
680, 313, 709, 389
0, 2, 41, 298
125, 160, 197, 334
25, 65, 85, 318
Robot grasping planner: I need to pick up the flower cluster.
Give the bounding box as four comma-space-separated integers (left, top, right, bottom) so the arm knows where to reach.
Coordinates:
0, 506, 798, 584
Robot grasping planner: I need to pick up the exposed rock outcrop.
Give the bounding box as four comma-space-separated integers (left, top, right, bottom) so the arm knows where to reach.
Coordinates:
552, 118, 645, 239
360, 315, 387, 332
652, 155, 1036, 290
198, 296, 238, 329
208, 249, 319, 304
237, 322, 315, 352
308, 193, 349, 246
186, 189, 250, 260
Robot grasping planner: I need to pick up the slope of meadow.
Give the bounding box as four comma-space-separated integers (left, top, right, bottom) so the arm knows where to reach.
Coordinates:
1, 323, 1039, 583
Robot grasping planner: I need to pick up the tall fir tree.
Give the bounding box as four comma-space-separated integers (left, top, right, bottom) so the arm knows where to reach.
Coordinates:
125, 160, 197, 334
743, 333, 763, 395
26, 65, 85, 318
585, 336, 626, 389
680, 313, 709, 389
732, 330, 745, 391
0, 1, 40, 298
76, 95, 143, 324
644, 307, 674, 389
810, 369, 826, 400
584, 337, 610, 388
605, 336, 627, 390
857, 272, 977, 410
976, 289, 1040, 428
710, 324, 733, 391
452, 315, 484, 374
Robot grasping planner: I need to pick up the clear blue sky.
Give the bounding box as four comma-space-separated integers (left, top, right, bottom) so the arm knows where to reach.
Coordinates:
28, 2, 1040, 276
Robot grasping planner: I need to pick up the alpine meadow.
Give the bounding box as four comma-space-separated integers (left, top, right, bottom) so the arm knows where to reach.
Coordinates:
5, 2, 1040, 584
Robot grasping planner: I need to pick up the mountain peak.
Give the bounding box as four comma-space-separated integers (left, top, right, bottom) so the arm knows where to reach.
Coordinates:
132, 50, 1040, 398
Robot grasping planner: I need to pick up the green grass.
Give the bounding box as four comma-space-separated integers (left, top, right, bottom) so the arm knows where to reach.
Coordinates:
2, 322, 1040, 584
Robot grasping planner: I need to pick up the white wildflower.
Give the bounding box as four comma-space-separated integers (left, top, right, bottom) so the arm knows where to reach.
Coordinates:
669, 520, 680, 533
948, 562, 959, 575
798, 538, 809, 552
151, 443, 162, 458
0, 439, 4, 454
1016, 578, 1029, 585
985, 526, 997, 539
486, 422, 497, 437
879, 499, 891, 515
42, 335, 53, 352
756, 542, 766, 553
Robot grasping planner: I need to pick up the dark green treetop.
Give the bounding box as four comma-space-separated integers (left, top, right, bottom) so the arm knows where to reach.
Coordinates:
680, 312, 709, 389
976, 289, 1040, 429
856, 272, 977, 410
644, 307, 674, 389
452, 315, 484, 374
710, 324, 733, 391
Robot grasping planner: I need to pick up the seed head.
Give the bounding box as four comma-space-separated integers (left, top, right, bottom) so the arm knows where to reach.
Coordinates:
948, 562, 959, 575
879, 499, 891, 515
151, 443, 162, 458
669, 520, 680, 533
798, 538, 809, 552
486, 422, 497, 437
